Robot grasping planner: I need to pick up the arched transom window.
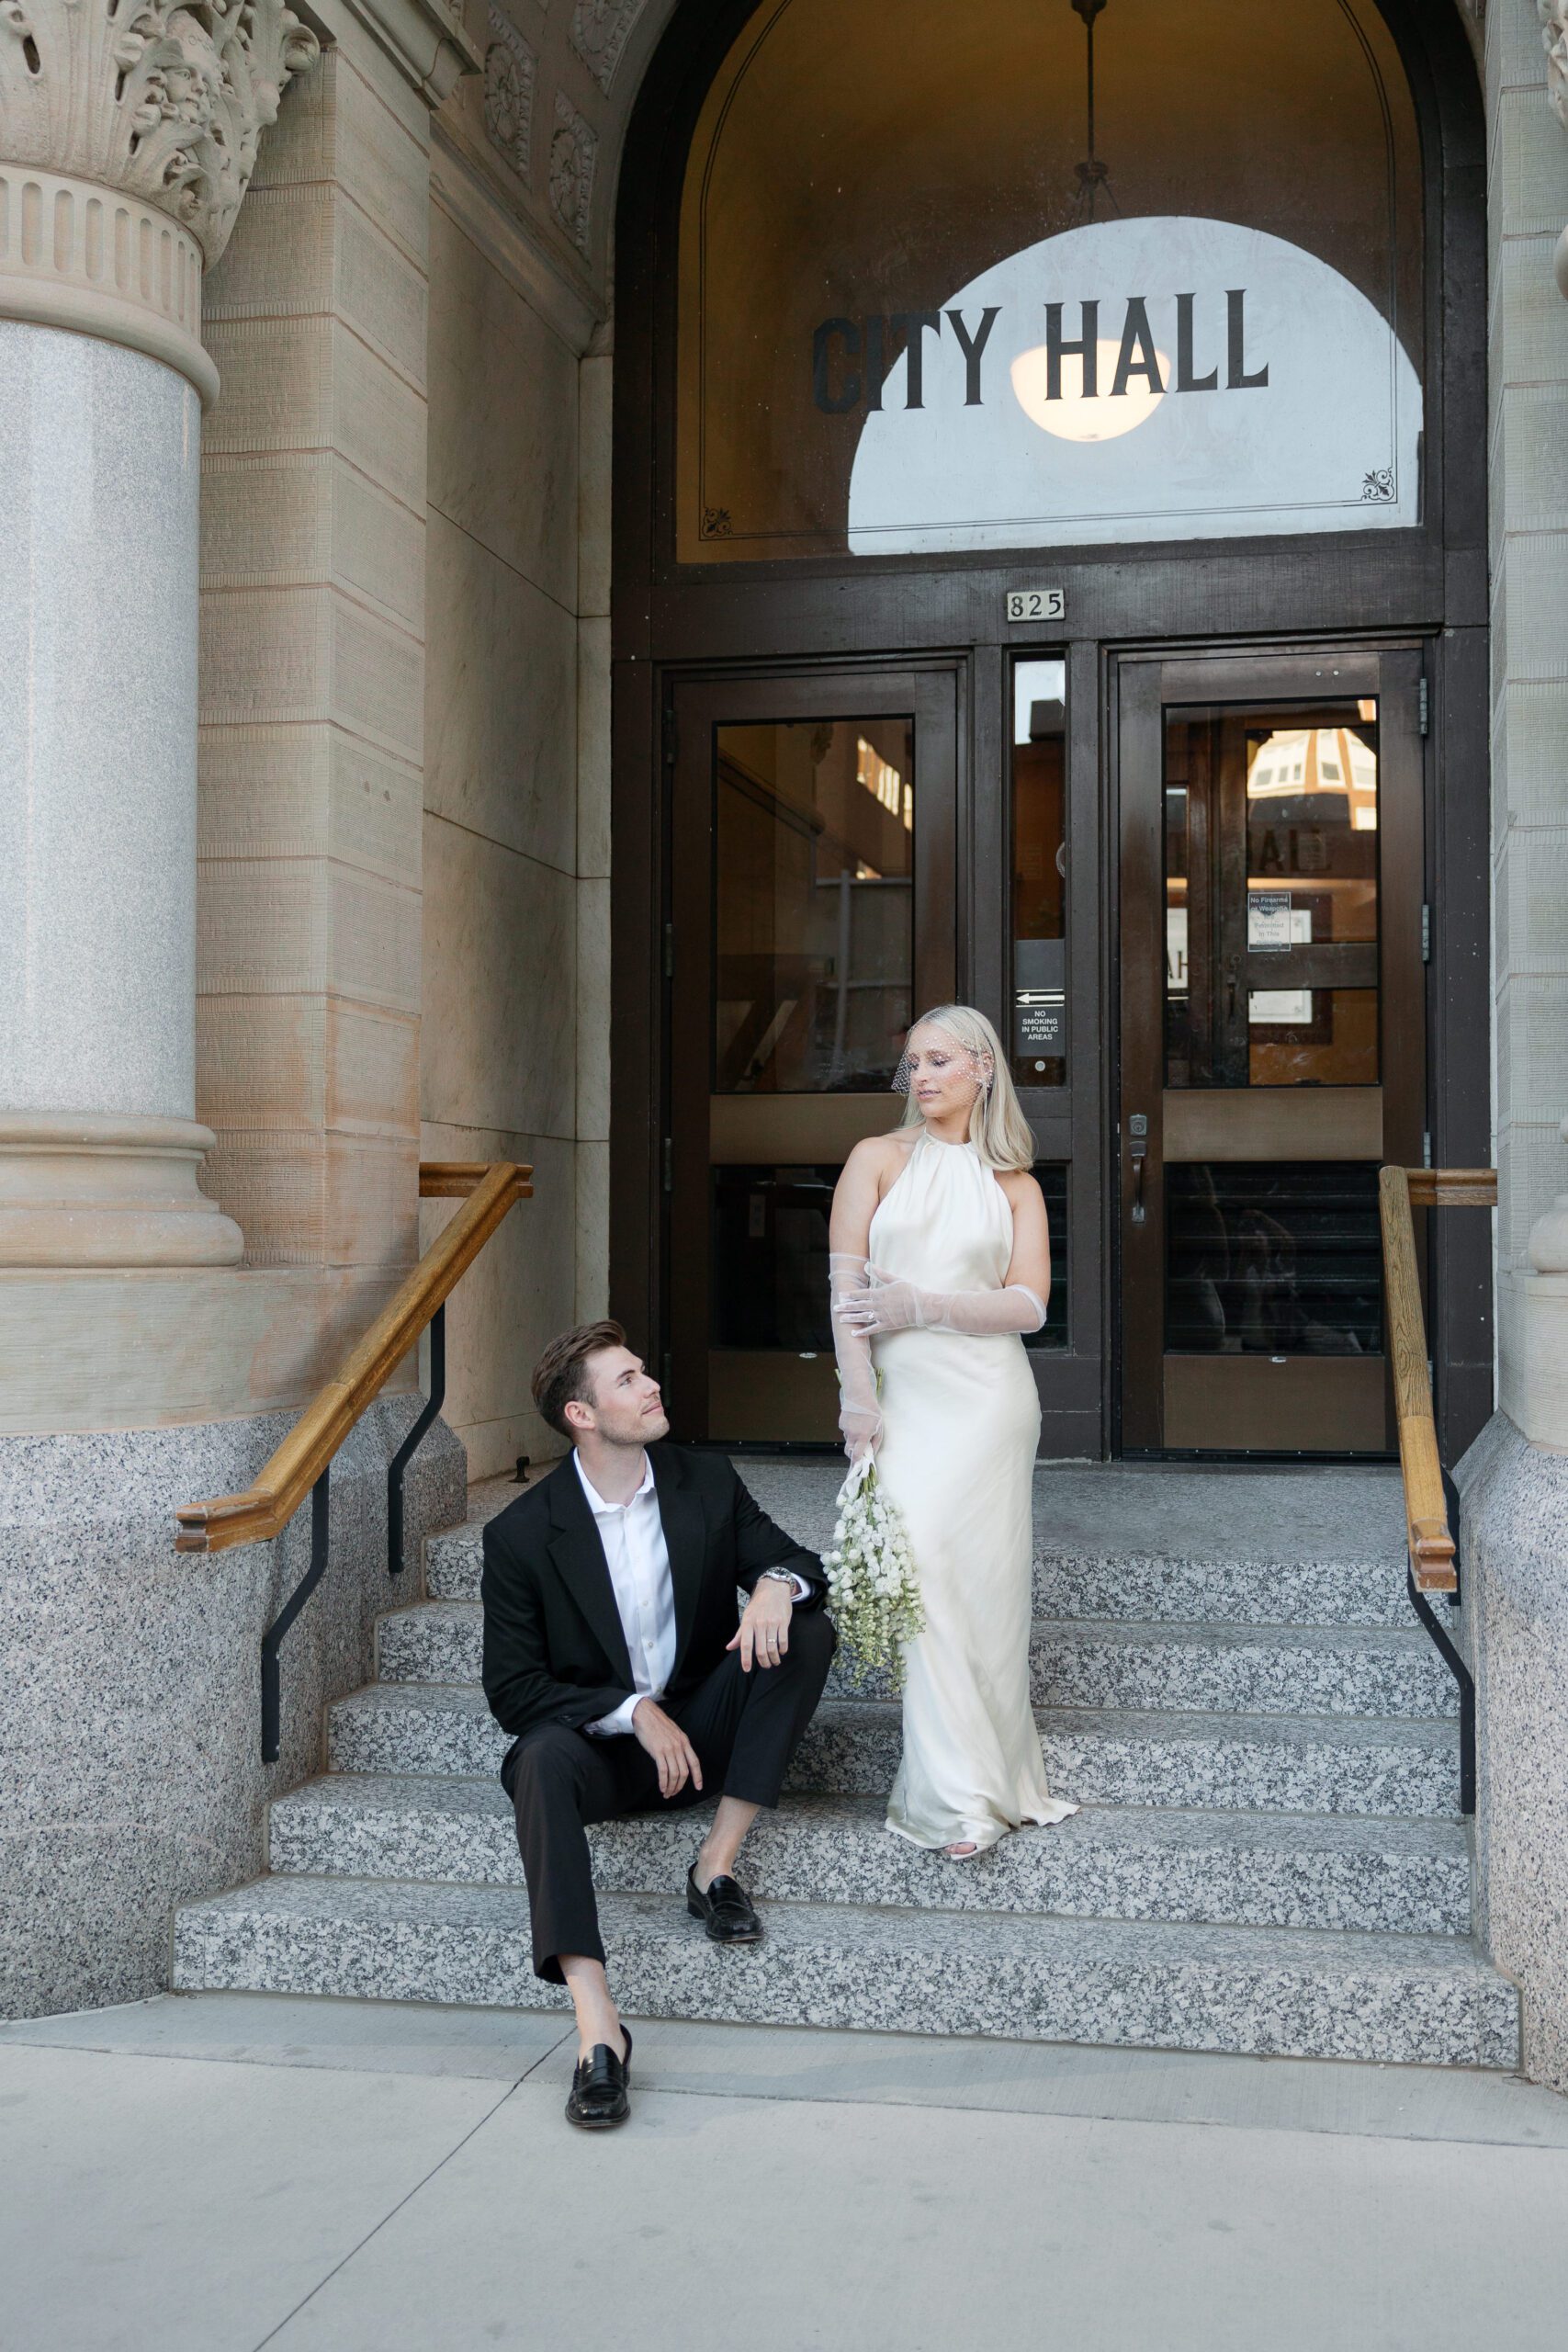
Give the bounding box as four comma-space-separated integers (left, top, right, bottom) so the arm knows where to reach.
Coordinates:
676, 0, 1424, 561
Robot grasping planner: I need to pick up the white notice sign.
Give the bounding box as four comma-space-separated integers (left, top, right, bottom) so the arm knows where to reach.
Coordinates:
1247, 891, 1293, 951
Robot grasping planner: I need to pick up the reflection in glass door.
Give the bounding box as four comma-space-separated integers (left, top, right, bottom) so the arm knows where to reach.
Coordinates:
715, 719, 916, 1095
1118, 650, 1426, 1454
668, 672, 958, 1442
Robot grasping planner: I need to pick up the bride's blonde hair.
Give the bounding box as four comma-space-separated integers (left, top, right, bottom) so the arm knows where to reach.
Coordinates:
896, 1004, 1036, 1171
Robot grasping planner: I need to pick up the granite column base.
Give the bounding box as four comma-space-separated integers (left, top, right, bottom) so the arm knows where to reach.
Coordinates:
0, 1405, 466, 2020
1459, 1412, 1568, 2095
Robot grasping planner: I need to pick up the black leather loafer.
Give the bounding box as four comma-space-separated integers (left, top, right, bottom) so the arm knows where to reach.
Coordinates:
565, 2027, 633, 2130
687, 1867, 764, 1944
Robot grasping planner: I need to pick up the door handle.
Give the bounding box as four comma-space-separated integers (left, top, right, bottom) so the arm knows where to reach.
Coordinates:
1128, 1112, 1148, 1227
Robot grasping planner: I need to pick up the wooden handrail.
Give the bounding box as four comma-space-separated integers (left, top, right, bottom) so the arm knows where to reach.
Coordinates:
1378, 1163, 1497, 1594
174, 1159, 533, 1554
1404, 1168, 1497, 1210
418, 1163, 502, 1198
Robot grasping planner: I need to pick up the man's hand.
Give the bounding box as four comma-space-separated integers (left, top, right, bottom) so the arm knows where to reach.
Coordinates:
631, 1698, 703, 1799
728, 1576, 793, 1673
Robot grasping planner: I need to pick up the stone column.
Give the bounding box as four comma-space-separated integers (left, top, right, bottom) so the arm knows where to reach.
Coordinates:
1503, 1118, 1568, 1446
1454, 0, 1568, 2101
0, 0, 320, 1266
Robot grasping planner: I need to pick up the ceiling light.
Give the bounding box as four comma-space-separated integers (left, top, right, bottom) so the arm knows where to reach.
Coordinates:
1010, 340, 1168, 441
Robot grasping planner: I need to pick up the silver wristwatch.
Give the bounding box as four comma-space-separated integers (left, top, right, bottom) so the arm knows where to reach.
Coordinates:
758, 1567, 796, 1588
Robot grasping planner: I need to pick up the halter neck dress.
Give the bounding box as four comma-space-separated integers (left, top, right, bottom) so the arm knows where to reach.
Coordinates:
868, 1130, 1077, 1851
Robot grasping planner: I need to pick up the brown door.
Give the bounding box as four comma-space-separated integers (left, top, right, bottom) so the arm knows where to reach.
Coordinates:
666, 667, 960, 1442
1116, 647, 1426, 1454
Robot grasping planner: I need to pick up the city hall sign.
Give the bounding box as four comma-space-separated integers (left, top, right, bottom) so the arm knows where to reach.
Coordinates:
836, 218, 1420, 553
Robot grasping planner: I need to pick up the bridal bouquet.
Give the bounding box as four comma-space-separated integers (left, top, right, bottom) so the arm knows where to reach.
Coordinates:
823, 1456, 924, 1691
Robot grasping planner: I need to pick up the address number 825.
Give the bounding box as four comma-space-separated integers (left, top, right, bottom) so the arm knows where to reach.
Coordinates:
1005, 588, 1066, 623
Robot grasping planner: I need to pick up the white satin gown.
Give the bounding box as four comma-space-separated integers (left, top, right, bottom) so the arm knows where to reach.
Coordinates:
870, 1132, 1078, 1851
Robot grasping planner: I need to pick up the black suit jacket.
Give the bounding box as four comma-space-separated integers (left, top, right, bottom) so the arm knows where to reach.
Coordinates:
480, 1443, 828, 1792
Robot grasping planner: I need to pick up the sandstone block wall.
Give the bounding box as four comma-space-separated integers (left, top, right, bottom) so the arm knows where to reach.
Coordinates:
197, 44, 430, 1343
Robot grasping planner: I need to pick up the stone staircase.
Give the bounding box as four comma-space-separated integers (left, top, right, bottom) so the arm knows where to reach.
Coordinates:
172, 1461, 1520, 2069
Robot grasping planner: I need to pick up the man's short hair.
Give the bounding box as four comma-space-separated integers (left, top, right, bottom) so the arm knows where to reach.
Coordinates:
531, 1319, 629, 1440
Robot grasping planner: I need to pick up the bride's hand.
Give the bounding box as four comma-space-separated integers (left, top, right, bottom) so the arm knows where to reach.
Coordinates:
835, 1267, 924, 1333
840, 1407, 881, 1468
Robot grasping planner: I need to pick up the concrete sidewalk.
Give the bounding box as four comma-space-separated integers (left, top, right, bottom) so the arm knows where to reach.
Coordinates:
4, 1996, 1567, 2352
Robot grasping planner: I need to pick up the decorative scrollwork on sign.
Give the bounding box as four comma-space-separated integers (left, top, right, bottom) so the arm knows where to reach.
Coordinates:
1360, 468, 1396, 503
483, 7, 536, 181
547, 88, 596, 256
701, 507, 733, 538
0, 0, 320, 266
570, 0, 643, 94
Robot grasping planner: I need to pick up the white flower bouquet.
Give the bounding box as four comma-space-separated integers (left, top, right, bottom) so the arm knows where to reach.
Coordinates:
823, 1456, 924, 1691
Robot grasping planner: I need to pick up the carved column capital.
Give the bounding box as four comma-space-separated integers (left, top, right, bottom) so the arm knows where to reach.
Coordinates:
0, 0, 320, 264
0, 0, 320, 394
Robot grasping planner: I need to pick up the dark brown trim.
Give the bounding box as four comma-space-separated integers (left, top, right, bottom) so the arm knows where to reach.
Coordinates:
1428, 622, 1494, 1463
1112, 656, 1166, 1452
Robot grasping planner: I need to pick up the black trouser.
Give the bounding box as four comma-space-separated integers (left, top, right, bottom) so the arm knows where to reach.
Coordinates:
510, 1608, 836, 1982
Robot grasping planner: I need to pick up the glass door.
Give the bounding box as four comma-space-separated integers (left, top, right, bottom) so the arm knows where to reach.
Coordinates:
667, 669, 959, 1442
1116, 648, 1426, 1453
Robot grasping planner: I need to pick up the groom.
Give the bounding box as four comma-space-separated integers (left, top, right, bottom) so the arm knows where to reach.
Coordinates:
481, 1321, 835, 2130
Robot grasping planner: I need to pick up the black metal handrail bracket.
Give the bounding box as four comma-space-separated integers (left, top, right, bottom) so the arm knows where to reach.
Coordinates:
180, 1161, 532, 1767
1380, 1165, 1493, 1824
1406, 1464, 1477, 1818
260, 1468, 331, 1767
258, 1305, 448, 1763
388, 1303, 446, 1578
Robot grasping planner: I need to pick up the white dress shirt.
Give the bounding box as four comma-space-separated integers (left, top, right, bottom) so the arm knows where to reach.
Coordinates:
574, 1451, 810, 1737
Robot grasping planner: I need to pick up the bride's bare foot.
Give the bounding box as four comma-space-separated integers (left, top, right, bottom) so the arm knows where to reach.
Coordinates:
943, 1840, 980, 1859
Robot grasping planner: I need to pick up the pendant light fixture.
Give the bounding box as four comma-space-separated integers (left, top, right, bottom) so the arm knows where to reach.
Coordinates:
1068, 0, 1120, 226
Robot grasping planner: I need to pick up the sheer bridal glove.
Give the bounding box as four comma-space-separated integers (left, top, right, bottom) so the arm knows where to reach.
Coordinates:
829, 1250, 884, 1464
837, 1265, 1047, 1338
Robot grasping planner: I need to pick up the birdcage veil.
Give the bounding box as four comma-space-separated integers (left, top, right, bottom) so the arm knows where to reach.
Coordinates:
891, 1005, 1035, 1171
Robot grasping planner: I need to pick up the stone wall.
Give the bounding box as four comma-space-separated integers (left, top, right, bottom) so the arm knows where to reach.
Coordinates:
197, 40, 429, 1329
1491, 2, 1568, 1429
411, 152, 594, 1467
416, 120, 610, 1477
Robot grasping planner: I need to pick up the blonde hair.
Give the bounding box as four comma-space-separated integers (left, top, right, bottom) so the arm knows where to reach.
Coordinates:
897, 1004, 1036, 1171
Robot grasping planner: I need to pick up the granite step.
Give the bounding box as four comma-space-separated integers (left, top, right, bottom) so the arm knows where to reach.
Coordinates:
171, 1873, 1518, 2070
423, 1519, 1414, 1629
1032, 1552, 1412, 1628
377, 1599, 1455, 1720
327, 1686, 1461, 1818
730, 1460, 1411, 1592
268, 1774, 1474, 1937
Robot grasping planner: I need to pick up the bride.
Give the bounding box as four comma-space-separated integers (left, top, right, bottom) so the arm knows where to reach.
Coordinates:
829, 1003, 1077, 1858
